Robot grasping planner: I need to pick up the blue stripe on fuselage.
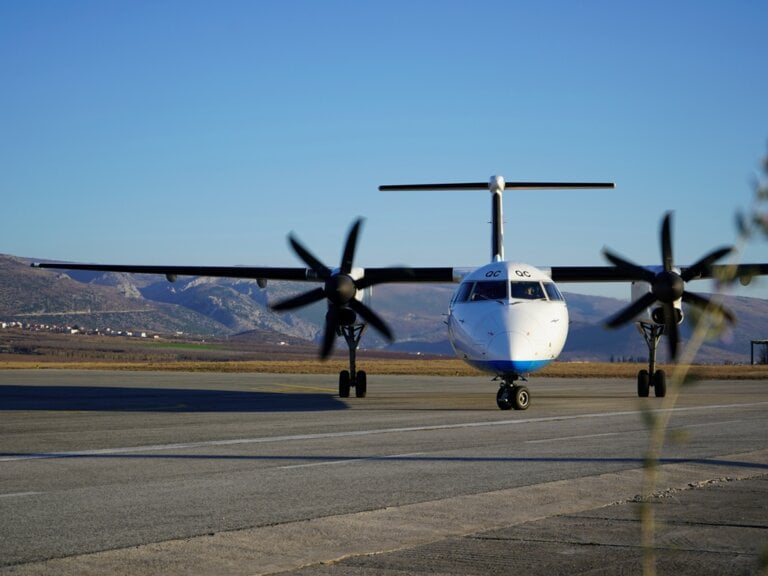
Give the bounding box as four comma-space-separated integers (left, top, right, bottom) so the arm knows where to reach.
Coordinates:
464, 358, 552, 375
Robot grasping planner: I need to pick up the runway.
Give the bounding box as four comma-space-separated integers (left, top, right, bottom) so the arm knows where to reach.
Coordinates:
1, 370, 767, 575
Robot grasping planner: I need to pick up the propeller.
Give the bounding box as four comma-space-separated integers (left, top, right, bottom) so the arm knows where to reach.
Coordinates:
603, 212, 735, 359
271, 218, 394, 359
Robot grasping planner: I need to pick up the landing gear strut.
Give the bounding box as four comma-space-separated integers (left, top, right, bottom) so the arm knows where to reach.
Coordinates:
637, 322, 667, 398
338, 323, 368, 398
496, 376, 530, 410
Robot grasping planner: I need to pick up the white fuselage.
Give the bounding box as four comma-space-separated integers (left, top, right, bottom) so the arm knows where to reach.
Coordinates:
447, 261, 569, 376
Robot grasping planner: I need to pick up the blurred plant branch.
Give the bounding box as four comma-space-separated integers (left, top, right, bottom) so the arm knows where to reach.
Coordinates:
640, 145, 768, 576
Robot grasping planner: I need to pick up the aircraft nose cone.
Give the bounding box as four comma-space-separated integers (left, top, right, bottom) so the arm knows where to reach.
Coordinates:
488, 331, 533, 360
485, 330, 556, 374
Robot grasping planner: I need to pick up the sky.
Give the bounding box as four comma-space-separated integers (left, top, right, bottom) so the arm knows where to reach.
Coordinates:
1, 0, 767, 299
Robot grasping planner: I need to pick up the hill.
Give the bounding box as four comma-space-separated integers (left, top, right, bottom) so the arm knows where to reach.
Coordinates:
0, 255, 228, 336
2, 254, 767, 363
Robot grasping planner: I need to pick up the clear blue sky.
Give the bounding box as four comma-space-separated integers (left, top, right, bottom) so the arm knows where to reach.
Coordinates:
2, 1, 766, 298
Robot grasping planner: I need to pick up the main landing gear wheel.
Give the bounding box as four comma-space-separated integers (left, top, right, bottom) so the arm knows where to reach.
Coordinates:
338, 369, 367, 398
335, 323, 369, 399
496, 384, 530, 411
637, 370, 650, 398
652, 369, 667, 398
632, 322, 672, 399
637, 369, 667, 398
339, 370, 351, 398
355, 370, 367, 398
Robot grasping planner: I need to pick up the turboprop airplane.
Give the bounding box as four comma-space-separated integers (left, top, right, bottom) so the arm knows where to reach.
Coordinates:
32, 175, 768, 410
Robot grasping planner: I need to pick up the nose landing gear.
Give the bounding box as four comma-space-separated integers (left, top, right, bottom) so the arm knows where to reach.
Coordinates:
496, 377, 530, 410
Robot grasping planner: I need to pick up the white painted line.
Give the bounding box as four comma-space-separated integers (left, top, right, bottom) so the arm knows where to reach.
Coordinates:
0, 491, 41, 499
525, 432, 620, 444
277, 452, 427, 471
673, 419, 744, 430
2, 401, 766, 463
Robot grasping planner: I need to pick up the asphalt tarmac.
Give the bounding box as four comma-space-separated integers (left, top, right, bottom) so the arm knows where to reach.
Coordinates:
1, 370, 766, 575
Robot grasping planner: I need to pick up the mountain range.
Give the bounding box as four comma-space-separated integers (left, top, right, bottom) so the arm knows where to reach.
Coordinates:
2, 254, 767, 363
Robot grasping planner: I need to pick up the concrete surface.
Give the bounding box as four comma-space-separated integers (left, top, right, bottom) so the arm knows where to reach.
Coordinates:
1, 370, 766, 575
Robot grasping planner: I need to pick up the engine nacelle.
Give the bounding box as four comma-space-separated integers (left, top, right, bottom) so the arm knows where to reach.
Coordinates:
631, 281, 683, 325
651, 306, 683, 325
328, 307, 357, 327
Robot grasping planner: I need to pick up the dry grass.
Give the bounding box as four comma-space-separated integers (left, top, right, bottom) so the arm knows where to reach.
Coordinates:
1, 357, 767, 379
2, 329, 766, 378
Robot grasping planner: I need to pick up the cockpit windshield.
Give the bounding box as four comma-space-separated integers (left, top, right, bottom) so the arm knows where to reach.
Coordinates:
510, 281, 546, 300
469, 281, 507, 301
453, 280, 507, 303
543, 282, 565, 301
453, 279, 565, 304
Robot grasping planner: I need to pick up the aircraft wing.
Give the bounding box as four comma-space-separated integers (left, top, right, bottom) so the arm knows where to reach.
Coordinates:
546, 263, 768, 283
31, 262, 458, 285
32, 262, 311, 281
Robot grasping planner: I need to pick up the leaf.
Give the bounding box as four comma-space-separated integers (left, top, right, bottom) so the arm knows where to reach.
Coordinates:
640, 406, 657, 429
735, 210, 752, 240
755, 212, 768, 238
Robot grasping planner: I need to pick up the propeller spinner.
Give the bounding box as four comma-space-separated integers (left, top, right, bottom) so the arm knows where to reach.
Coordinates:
271, 218, 394, 359
603, 212, 735, 359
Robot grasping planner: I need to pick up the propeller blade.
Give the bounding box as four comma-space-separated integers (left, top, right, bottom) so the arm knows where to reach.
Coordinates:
602, 249, 657, 283
275, 218, 397, 358
603, 211, 740, 364
605, 292, 658, 328
289, 235, 331, 280
682, 291, 736, 324
348, 299, 394, 341
681, 246, 733, 282
340, 218, 363, 275
661, 212, 674, 272
319, 316, 338, 359
662, 302, 679, 359
271, 287, 326, 311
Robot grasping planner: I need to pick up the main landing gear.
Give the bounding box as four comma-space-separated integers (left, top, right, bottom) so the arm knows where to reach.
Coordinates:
496, 376, 530, 411
337, 323, 368, 398
637, 322, 667, 398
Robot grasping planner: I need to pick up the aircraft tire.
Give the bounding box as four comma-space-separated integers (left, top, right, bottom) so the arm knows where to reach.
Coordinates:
339, 370, 351, 398
637, 370, 650, 397
513, 385, 530, 410
496, 385, 513, 410
653, 370, 667, 398
355, 371, 367, 398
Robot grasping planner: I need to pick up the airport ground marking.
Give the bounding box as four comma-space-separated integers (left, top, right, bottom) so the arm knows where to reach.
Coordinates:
671, 419, 746, 430
525, 432, 620, 444
271, 383, 336, 393
0, 491, 42, 499
2, 400, 767, 463
276, 451, 427, 471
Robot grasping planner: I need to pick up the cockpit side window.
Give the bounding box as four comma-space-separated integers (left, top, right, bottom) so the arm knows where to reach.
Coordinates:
510, 281, 546, 300
453, 282, 473, 304
543, 282, 565, 301
469, 280, 507, 301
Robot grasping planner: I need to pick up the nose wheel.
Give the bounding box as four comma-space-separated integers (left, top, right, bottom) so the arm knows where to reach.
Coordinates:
496, 382, 530, 410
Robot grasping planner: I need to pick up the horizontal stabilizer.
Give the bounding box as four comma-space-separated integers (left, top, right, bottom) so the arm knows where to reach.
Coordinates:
379, 182, 615, 191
